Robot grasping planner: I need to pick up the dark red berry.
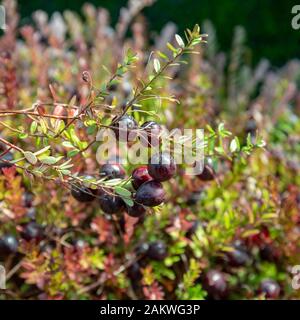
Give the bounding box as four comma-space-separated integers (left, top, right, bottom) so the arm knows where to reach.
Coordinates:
0, 234, 18, 255
147, 241, 168, 260
0, 151, 14, 169
140, 121, 162, 147
226, 247, 251, 267
246, 226, 270, 247
260, 244, 281, 262
135, 243, 150, 256
148, 152, 176, 182
22, 192, 34, 207
135, 180, 165, 207
100, 163, 125, 180
73, 239, 87, 250
21, 222, 44, 242
132, 166, 152, 190
112, 115, 138, 142
127, 262, 142, 281
99, 193, 125, 215
126, 202, 146, 218
71, 177, 98, 202
259, 279, 280, 299
197, 158, 215, 181
202, 270, 228, 299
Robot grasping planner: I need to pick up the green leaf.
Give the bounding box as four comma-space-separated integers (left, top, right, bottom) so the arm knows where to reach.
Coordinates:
62, 141, 74, 148
19, 132, 28, 139
34, 146, 51, 156
87, 124, 97, 135
153, 58, 161, 73
40, 156, 60, 165
61, 169, 71, 175
230, 137, 240, 153
167, 42, 177, 53
23, 151, 38, 165
123, 197, 134, 207
67, 149, 80, 157
115, 186, 131, 198
30, 121, 38, 134
175, 34, 185, 47
157, 51, 168, 60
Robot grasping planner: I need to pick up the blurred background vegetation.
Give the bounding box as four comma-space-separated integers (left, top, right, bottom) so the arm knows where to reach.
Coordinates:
16, 0, 299, 66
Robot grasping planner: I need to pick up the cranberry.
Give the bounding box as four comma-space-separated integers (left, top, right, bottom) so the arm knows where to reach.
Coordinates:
135, 243, 150, 256
0, 151, 14, 169
100, 163, 125, 179
148, 152, 176, 182
246, 226, 270, 247
147, 241, 168, 260
99, 193, 125, 215
226, 247, 251, 267
72, 239, 87, 250
202, 270, 228, 299
112, 115, 138, 142
197, 157, 215, 181
71, 177, 98, 202
140, 121, 162, 147
127, 262, 142, 281
135, 181, 165, 207
126, 203, 146, 218
22, 192, 34, 207
260, 244, 281, 262
132, 166, 152, 190
0, 234, 18, 255
259, 279, 280, 299
71, 185, 97, 202
21, 222, 44, 242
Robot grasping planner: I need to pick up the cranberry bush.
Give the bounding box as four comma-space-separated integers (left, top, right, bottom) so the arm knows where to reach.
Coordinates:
0, 0, 299, 300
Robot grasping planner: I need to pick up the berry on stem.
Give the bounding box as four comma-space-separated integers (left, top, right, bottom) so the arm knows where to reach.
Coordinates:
126, 202, 146, 218
135, 180, 165, 207
147, 241, 168, 260
21, 222, 44, 242
99, 193, 125, 215
259, 279, 280, 299
202, 270, 228, 299
0, 234, 18, 255
71, 177, 98, 202
100, 163, 125, 180
0, 151, 13, 169
135, 243, 150, 256
140, 121, 162, 147
148, 152, 176, 182
112, 115, 138, 142
22, 192, 34, 207
132, 166, 152, 190
197, 157, 215, 181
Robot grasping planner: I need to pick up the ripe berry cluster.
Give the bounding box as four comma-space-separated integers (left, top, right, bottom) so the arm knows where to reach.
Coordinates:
70, 116, 176, 218
0, 191, 46, 259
